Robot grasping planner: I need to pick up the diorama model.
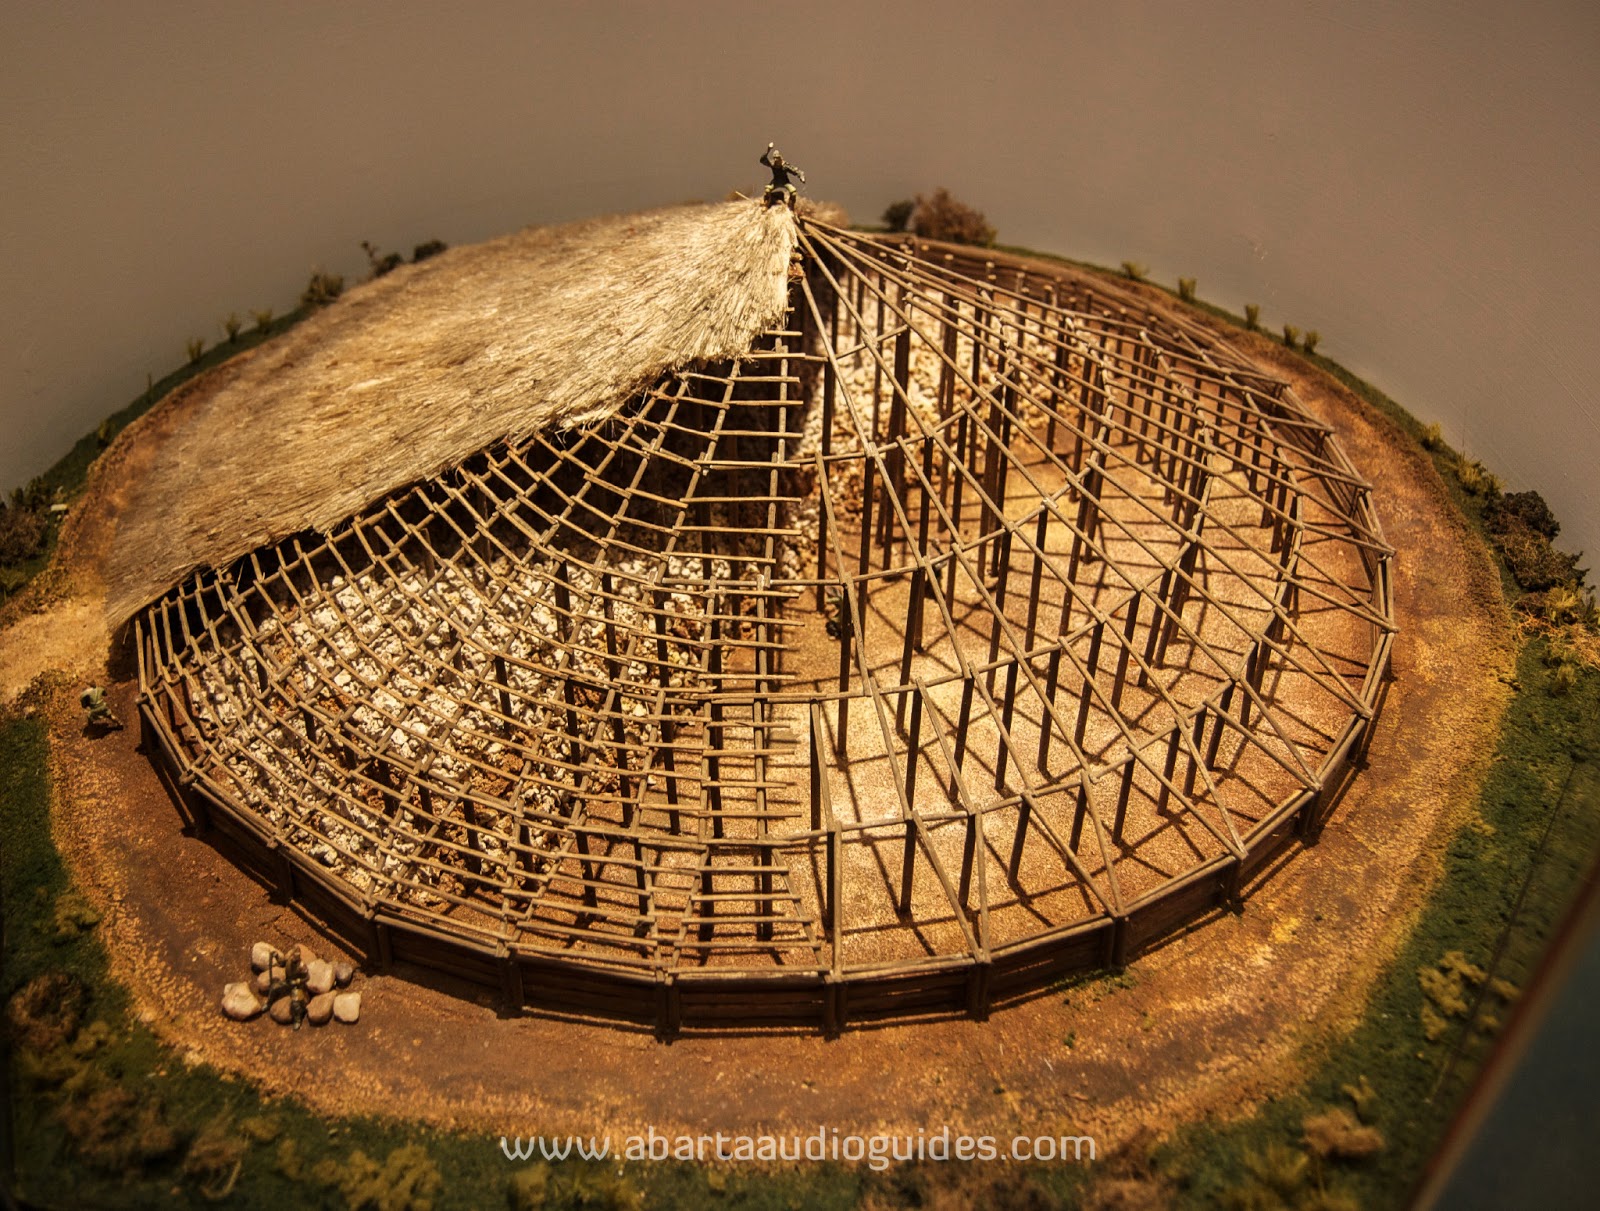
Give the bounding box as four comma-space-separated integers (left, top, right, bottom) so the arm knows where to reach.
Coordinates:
8, 146, 1590, 1210
71, 147, 1391, 1032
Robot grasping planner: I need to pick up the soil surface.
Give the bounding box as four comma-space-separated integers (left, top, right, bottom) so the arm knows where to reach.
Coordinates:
9, 264, 1513, 1154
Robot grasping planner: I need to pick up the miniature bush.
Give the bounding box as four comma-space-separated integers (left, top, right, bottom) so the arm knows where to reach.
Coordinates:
1282, 324, 1301, 349
1542, 586, 1585, 626
1551, 660, 1578, 695
1486, 489, 1560, 540
1420, 421, 1444, 451
1302, 329, 1321, 354
882, 200, 914, 232
0, 502, 48, 565
1418, 949, 1494, 1041
300, 270, 345, 309
1497, 529, 1584, 591
251, 308, 274, 331
1455, 458, 1500, 498
1341, 1074, 1378, 1122
1481, 486, 1588, 593
508, 1161, 642, 1211
185, 338, 205, 365
1241, 1142, 1309, 1199
1121, 261, 1149, 282
181, 1114, 249, 1200
1303, 1107, 1385, 1160
362, 240, 404, 279
222, 312, 243, 342
1177, 277, 1197, 301
1244, 303, 1261, 331
54, 1080, 180, 1174
911, 188, 995, 247
5, 970, 89, 1052
313, 1144, 442, 1211
11, 479, 49, 512
411, 239, 448, 262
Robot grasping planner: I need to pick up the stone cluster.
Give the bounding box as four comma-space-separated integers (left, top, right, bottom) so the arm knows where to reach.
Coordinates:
219, 941, 361, 1029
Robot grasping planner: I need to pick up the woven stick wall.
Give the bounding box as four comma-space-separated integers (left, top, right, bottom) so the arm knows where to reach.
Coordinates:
137, 221, 1394, 1032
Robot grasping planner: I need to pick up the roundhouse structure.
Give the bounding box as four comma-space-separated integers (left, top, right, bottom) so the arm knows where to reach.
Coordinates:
135, 217, 1395, 1032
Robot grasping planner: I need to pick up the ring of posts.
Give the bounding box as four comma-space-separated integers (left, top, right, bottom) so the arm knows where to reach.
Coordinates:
136, 222, 1395, 1033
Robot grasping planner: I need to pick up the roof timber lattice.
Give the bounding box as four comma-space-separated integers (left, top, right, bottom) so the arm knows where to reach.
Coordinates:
136, 218, 1394, 1032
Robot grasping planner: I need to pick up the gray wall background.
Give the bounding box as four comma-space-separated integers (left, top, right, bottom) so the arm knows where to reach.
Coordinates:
5, 1, 1597, 558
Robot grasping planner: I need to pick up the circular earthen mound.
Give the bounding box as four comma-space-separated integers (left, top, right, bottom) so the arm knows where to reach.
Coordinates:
136, 223, 1393, 1030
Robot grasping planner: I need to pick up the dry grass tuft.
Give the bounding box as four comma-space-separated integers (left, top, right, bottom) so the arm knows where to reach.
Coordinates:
797, 197, 850, 228
1302, 1107, 1386, 1160
76, 201, 797, 624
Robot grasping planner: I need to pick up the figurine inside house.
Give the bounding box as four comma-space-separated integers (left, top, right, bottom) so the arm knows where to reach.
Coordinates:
760, 142, 805, 208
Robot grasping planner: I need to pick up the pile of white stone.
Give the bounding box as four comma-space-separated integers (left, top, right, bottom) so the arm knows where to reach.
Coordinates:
219, 941, 361, 1028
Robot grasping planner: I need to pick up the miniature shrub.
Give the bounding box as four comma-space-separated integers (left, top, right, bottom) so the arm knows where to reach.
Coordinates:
1541, 586, 1585, 626
1496, 529, 1583, 591
251, 308, 274, 331
882, 200, 914, 232
301, 270, 344, 309
1551, 660, 1578, 695
507, 1161, 642, 1211
911, 188, 995, 246
1486, 489, 1560, 540
1241, 1142, 1309, 1199
411, 239, 448, 262
1282, 324, 1301, 349
362, 240, 404, 279
11, 479, 49, 512
1302, 1107, 1385, 1160
1121, 261, 1149, 282
1455, 459, 1500, 498
0, 503, 48, 565
1244, 303, 1261, 331
1415, 948, 1518, 1041
314, 1143, 442, 1211
5, 970, 89, 1052
222, 312, 242, 342
1482, 486, 1587, 593
50, 1058, 180, 1176
1420, 421, 1444, 450
1302, 329, 1321, 354
181, 1114, 249, 1200
1341, 1075, 1378, 1122
1177, 277, 1197, 301
185, 338, 205, 365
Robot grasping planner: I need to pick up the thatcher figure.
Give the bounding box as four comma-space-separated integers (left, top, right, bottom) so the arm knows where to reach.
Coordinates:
761, 142, 805, 209
79, 686, 123, 731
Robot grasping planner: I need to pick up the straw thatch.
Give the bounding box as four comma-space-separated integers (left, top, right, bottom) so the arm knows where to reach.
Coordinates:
83, 200, 797, 625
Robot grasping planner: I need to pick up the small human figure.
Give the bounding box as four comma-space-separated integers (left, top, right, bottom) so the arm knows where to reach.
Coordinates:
823, 589, 853, 641
79, 686, 123, 732
760, 142, 806, 209
282, 951, 310, 1029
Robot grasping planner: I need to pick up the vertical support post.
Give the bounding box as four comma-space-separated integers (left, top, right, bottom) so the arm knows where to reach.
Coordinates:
1073, 620, 1106, 747
1112, 759, 1136, 846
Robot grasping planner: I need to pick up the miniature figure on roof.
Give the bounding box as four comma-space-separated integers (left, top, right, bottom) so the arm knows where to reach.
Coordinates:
761, 142, 806, 208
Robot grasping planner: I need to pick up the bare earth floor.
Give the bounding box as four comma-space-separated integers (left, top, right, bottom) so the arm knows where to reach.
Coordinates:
25, 275, 1512, 1154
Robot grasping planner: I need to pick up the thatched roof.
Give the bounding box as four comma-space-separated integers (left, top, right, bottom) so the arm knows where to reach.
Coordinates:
75, 200, 798, 625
